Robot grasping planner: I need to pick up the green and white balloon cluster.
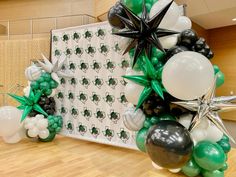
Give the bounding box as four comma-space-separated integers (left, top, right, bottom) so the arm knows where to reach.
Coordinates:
109, 0, 234, 177
0, 55, 71, 143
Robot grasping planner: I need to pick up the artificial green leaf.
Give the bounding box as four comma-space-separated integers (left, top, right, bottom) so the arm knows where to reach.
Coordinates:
8, 94, 26, 104
123, 75, 149, 86
136, 87, 152, 109
33, 104, 48, 117
151, 80, 164, 99
21, 106, 33, 122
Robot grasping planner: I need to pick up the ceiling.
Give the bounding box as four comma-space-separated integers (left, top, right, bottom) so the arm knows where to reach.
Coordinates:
175, 0, 236, 29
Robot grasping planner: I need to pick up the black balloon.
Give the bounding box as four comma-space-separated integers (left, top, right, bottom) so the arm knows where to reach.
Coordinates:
146, 121, 193, 169
166, 46, 189, 60
108, 2, 127, 29
178, 29, 199, 48
29, 96, 56, 117
193, 37, 206, 51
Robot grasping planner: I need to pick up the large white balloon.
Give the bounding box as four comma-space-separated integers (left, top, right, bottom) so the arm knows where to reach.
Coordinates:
124, 68, 144, 105
150, 0, 180, 29
173, 16, 192, 32
178, 113, 193, 129
162, 51, 215, 100
0, 106, 22, 137
159, 35, 178, 49
3, 125, 26, 144
205, 122, 223, 143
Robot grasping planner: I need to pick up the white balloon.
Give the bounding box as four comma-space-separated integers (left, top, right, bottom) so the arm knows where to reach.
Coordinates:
173, 16, 192, 32
28, 128, 39, 138
124, 68, 144, 105
25, 65, 42, 81
205, 122, 223, 143
150, 0, 180, 29
123, 104, 145, 131
37, 119, 48, 130
159, 35, 178, 49
0, 106, 22, 137
178, 114, 193, 129
24, 122, 34, 130
162, 51, 215, 100
49, 89, 57, 97
191, 128, 208, 145
35, 114, 44, 120
38, 129, 50, 139
169, 169, 181, 173
3, 132, 22, 144
152, 161, 163, 170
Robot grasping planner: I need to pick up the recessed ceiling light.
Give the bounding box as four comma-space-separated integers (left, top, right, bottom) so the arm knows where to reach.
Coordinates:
232, 18, 236, 21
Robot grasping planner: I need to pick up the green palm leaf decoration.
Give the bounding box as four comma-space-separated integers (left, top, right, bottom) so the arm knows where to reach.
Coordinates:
123, 56, 165, 109
8, 89, 48, 122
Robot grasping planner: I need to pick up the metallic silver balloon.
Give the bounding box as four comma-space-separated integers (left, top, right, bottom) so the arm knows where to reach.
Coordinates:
173, 76, 236, 143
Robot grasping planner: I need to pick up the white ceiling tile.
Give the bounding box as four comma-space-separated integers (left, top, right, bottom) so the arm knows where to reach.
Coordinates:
204, 0, 236, 12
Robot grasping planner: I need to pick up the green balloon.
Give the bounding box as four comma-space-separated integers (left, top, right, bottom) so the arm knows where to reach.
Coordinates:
202, 170, 224, 177
216, 71, 225, 88
41, 72, 52, 82
129, 48, 135, 58
136, 128, 148, 152
151, 57, 159, 65
181, 159, 201, 177
193, 141, 226, 171
37, 76, 45, 83
143, 119, 153, 129
145, 3, 152, 12
219, 163, 228, 172
217, 139, 231, 153
157, 114, 176, 122
30, 81, 39, 90
152, 47, 165, 60
50, 80, 59, 89
39, 131, 56, 142
150, 116, 159, 125
214, 65, 220, 74
221, 135, 230, 142
45, 89, 52, 96
123, 0, 143, 14
40, 82, 50, 90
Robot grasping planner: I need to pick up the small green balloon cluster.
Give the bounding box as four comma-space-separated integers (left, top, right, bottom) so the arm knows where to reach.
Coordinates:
30, 72, 58, 96
122, 0, 158, 15
214, 65, 225, 88
136, 113, 176, 152
181, 135, 231, 177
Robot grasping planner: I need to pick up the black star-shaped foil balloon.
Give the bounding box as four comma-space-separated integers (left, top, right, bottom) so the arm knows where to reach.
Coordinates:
113, 0, 178, 67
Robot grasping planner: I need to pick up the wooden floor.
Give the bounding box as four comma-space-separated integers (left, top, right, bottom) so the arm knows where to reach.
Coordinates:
0, 136, 235, 177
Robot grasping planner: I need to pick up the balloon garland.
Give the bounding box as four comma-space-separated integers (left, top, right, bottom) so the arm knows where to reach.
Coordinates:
108, 0, 235, 176
4, 55, 71, 143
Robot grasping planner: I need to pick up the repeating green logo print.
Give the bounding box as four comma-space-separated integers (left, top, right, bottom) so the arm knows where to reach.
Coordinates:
79, 60, 89, 73
77, 123, 87, 136
119, 58, 130, 69
61, 63, 67, 71
96, 28, 106, 39
104, 59, 116, 73
57, 91, 64, 100
59, 106, 68, 116
81, 107, 92, 120
90, 92, 101, 105
120, 79, 128, 86
108, 109, 120, 124
52, 35, 59, 44
77, 92, 88, 104
117, 129, 130, 143
90, 125, 100, 138
94, 108, 106, 122
98, 43, 109, 56
66, 120, 74, 133
85, 44, 96, 57
70, 107, 79, 118
72, 32, 81, 42
60, 78, 66, 86
67, 91, 75, 102
103, 92, 115, 106
69, 62, 76, 72
65, 48, 72, 58
112, 42, 121, 53
79, 76, 90, 89
91, 60, 101, 73
83, 30, 93, 41
62, 33, 70, 43
93, 76, 104, 89
54, 49, 62, 58
106, 76, 118, 89
117, 93, 128, 105
70, 78, 77, 86
74, 46, 84, 57
103, 127, 114, 141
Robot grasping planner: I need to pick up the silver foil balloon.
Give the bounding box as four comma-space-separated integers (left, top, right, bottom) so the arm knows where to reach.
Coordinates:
173, 76, 236, 143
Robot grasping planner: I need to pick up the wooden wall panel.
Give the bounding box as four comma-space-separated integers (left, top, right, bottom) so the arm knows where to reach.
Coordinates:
95, 0, 116, 19
0, 38, 50, 106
